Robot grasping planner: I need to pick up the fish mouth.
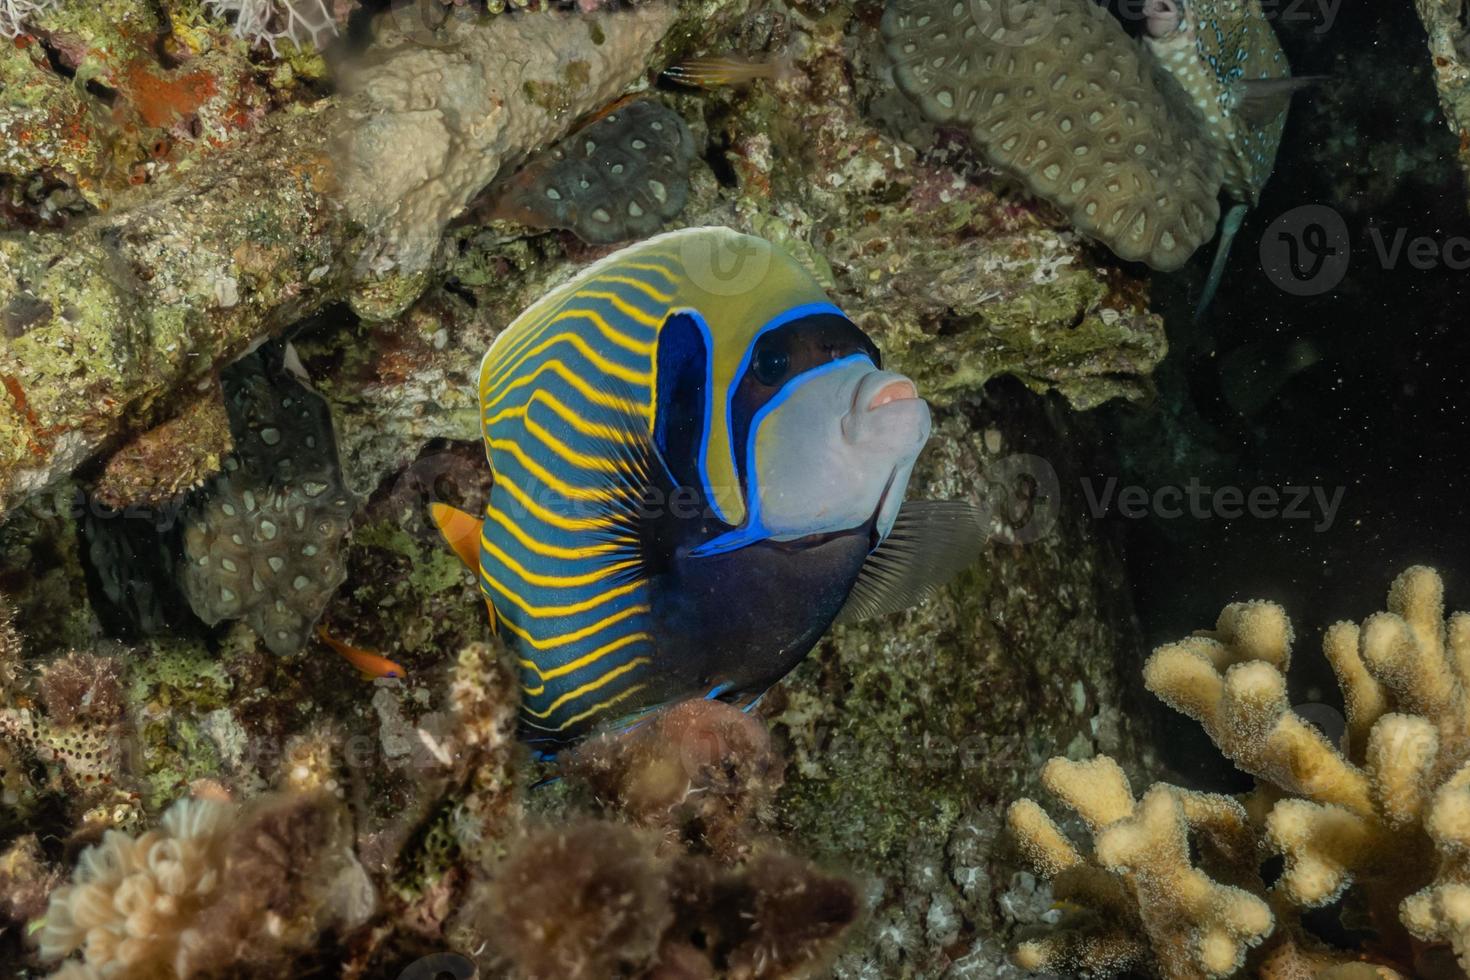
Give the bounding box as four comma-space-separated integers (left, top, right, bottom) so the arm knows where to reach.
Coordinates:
867, 378, 918, 412
846, 370, 923, 446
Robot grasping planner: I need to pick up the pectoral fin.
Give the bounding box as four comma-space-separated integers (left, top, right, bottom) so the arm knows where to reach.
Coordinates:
835, 500, 986, 624
430, 502, 483, 572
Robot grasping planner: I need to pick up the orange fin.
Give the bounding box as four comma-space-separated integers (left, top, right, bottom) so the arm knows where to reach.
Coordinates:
484, 596, 499, 636
431, 502, 483, 572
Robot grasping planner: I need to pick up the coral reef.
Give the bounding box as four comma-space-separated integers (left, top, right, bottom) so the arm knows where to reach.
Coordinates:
38, 791, 372, 979
1009, 757, 1273, 978
1414, 0, 1470, 194
204, 0, 339, 54
564, 699, 785, 862
89, 391, 233, 514
0, 0, 54, 38
179, 340, 356, 655
484, 99, 697, 244
465, 818, 860, 980
0, 643, 133, 811
881, 0, 1291, 270
1011, 566, 1470, 978
881, 0, 1221, 270
0, 0, 745, 508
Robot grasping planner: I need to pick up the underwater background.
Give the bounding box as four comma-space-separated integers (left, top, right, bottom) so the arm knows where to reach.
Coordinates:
2, 0, 1470, 975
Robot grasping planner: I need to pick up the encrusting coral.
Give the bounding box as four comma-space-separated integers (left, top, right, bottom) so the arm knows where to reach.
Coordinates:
37, 790, 373, 979
1011, 566, 1470, 978
0, 644, 132, 806
482, 99, 696, 244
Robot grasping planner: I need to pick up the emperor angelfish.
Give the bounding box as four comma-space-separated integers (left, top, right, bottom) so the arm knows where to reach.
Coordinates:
433, 227, 983, 748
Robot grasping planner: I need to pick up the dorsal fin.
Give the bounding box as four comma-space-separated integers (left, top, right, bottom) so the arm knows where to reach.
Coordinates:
430, 503, 483, 572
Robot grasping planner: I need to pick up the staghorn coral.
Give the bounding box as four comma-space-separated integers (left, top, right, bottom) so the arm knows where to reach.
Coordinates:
484, 99, 696, 244
1012, 566, 1470, 978
38, 791, 372, 979
565, 699, 785, 862
179, 340, 357, 655
1008, 756, 1274, 979
1144, 566, 1470, 971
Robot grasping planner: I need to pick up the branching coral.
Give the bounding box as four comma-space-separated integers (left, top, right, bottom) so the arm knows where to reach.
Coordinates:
1009, 756, 1273, 978
203, 0, 338, 54
1011, 566, 1470, 978
38, 791, 372, 978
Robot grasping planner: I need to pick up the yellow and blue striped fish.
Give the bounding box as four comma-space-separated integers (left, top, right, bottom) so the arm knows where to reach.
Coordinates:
434, 227, 983, 749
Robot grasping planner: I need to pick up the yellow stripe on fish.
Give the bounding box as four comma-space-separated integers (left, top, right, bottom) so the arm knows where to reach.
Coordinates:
435, 227, 980, 750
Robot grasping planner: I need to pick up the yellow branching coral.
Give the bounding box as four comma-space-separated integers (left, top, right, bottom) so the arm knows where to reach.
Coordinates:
1145, 566, 1470, 969
1010, 566, 1470, 977
1009, 756, 1273, 979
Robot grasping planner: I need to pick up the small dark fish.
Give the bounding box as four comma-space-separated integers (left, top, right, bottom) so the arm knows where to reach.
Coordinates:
663, 54, 796, 90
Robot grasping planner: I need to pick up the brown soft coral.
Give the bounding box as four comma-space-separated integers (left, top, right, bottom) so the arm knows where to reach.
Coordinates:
564, 699, 785, 861
37, 791, 373, 979
0, 649, 131, 804
480, 820, 674, 980
470, 817, 858, 980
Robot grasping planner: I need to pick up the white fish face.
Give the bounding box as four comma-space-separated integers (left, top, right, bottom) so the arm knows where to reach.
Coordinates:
750, 356, 931, 543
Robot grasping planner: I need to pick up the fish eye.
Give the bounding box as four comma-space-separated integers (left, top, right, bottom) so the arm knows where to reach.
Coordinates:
752, 345, 790, 386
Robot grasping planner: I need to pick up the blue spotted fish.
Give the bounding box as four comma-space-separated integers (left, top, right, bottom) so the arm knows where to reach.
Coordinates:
1143, 0, 1309, 314
433, 227, 983, 749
